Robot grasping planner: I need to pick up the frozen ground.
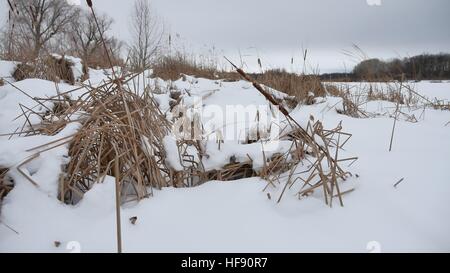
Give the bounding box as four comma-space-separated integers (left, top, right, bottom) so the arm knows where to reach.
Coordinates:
0, 60, 449, 252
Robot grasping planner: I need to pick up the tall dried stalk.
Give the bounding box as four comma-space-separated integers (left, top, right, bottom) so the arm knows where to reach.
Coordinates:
114, 150, 122, 253
86, 0, 116, 77
389, 80, 403, 152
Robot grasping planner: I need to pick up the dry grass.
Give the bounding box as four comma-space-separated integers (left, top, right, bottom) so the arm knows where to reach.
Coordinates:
325, 84, 369, 118
3, 67, 174, 205
0, 78, 4, 86
12, 63, 35, 82
5, 64, 356, 208
28, 74, 173, 204
325, 80, 449, 130
86, 53, 123, 70
432, 100, 450, 111
45, 56, 76, 85
153, 57, 325, 104
1, 38, 356, 210
152, 54, 240, 81
60, 90, 170, 204
0, 168, 12, 202
324, 81, 431, 118
325, 84, 341, 97
12, 55, 86, 84
271, 119, 356, 205
254, 69, 326, 103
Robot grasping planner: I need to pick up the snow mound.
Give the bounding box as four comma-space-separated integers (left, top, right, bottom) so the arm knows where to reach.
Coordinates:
0, 60, 18, 81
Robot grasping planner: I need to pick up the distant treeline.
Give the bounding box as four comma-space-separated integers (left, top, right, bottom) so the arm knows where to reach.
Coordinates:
320, 53, 450, 81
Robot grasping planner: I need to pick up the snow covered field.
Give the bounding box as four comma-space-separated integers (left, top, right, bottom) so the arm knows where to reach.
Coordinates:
0, 59, 449, 253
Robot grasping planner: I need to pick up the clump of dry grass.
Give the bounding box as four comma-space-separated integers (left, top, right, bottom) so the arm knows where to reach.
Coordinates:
325, 84, 368, 118
206, 161, 256, 181
365, 83, 407, 105
339, 95, 367, 118
12, 63, 35, 81
12, 55, 86, 85
0, 168, 12, 203
0, 78, 4, 86
60, 92, 169, 204
8, 68, 174, 205
432, 100, 450, 111
254, 69, 326, 103
152, 54, 240, 81
45, 55, 76, 85
152, 54, 215, 80
32, 76, 173, 204
273, 119, 356, 205
324, 84, 341, 97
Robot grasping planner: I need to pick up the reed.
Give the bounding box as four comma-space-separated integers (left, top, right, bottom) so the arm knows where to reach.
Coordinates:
253, 69, 326, 103
0, 168, 12, 203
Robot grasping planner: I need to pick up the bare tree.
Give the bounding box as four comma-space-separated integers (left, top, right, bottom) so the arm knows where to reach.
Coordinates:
10, 0, 79, 59
0, 25, 13, 60
1, 1, 23, 60
88, 36, 124, 69
68, 10, 113, 65
129, 0, 164, 71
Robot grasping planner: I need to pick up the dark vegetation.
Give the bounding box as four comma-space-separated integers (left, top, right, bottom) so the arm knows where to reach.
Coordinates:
321, 53, 450, 81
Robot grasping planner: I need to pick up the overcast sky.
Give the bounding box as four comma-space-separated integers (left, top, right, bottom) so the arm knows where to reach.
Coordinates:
2, 0, 449, 73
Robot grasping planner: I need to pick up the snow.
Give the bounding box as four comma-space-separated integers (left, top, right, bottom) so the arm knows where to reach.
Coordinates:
0, 60, 17, 81
0, 123, 81, 196
411, 81, 450, 102
0, 59, 449, 252
0, 79, 70, 134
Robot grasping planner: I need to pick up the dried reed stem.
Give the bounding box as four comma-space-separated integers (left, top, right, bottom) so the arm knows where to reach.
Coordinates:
114, 150, 122, 253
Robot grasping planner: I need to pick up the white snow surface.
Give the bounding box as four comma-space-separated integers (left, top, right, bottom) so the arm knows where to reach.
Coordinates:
0, 60, 449, 252
0, 60, 17, 81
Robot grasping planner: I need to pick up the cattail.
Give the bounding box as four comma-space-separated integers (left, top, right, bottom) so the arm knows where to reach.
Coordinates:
7, 0, 13, 13
129, 216, 138, 225
86, 0, 117, 77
